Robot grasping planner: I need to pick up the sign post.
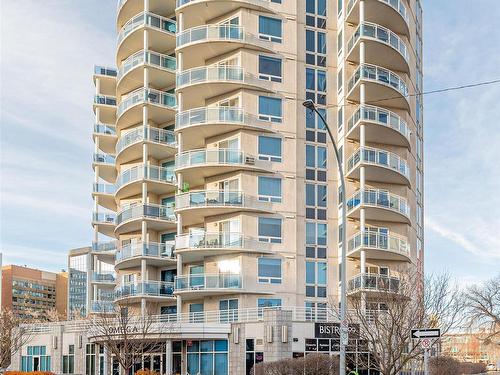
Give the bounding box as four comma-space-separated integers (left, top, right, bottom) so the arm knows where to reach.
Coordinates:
411, 328, 441, 375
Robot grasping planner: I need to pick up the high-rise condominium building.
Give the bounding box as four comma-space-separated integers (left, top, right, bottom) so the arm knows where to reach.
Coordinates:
12, 0, 423, 374
1, 265, 68, 319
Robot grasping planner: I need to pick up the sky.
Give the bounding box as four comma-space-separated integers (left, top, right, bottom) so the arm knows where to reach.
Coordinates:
0, 0, 499, 286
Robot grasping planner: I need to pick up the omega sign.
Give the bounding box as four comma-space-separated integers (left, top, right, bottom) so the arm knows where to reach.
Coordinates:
108, 326, 140, 335
315, 323, 359, 339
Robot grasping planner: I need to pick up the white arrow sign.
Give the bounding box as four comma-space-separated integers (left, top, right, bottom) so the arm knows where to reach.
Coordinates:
411, 328, 441, 339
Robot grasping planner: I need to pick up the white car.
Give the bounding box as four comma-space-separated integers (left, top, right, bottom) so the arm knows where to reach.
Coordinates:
486, 363, 496, 371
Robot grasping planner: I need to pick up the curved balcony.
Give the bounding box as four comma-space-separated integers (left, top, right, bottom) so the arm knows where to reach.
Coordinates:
115, 241, 176, 270
346, 105, 410, 148
93, 124, 117, 155
116, 12, 176, 65
346, 0, 410, 36
347, 273, 401, 296
115, 165, 176, 200
176, 66, 273, 109
176, 190, 273, 225
175, 148, 272, 186
115, 203, 176, 235
92, 183, 117, 211
92, 241, 118, 262
93, 95, 117, 124
93, 66, 117, 96
176, 0, 277, 29
346, 147, 410, 186
176, 25, 274, 69
174, 273, 242, 300
90, 300, 115, 314
116, 88, 176, 131
347, 64, 409, 110
91, 272, 116, 285
347, 231, 411, 262
117, 50, 176, 96
92, 153, 117, 183
175, 107, 275, 149
116, 126, 176, 164
117, 0, 176, 30
115, 281, 175, 303
347, 189, 410, 224
92, 212, 116, 237
175, 232, 272, 262
346, 22, 409, 73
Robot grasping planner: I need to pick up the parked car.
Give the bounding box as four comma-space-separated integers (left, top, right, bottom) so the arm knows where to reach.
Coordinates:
486, 363, 497, 371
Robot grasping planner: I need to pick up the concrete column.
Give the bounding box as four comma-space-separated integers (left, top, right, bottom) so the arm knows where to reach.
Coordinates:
176, 254, 183, 313
165, 340, 172, 374
141, 258, 147, 316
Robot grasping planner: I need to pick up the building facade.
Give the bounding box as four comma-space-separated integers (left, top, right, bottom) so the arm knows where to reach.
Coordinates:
14, 0, 424, 373
1, 265, 68, 319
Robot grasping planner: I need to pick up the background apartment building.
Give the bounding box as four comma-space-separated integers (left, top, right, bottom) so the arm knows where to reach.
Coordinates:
1, 264, 67, 319
14, 0, 423, 373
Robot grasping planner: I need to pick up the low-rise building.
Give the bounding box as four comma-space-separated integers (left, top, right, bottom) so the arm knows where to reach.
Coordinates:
442, 331, 500, 365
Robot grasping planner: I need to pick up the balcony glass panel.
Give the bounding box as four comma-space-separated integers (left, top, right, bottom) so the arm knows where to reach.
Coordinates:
116, 126, 176, 154
175, 274, 242, 291
348, 232, 410, 257
115, 165, 175, 189
118, 50, 176, 81
94, 123, 117, 136
347, 105, 409, 140
116, 204, 175, 225
116, 241, 175, 262
347, 189, 410, 217
346, 147, 409, 179
117, 88, 176, 117
347, 64, 408, 98
118, 12, 176, 46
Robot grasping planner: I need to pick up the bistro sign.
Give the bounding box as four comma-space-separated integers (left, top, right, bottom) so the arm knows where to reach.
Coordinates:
315, 323, 359, 339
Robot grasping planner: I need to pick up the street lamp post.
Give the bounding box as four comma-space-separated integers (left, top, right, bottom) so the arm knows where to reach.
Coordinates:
303, 100, 347, 375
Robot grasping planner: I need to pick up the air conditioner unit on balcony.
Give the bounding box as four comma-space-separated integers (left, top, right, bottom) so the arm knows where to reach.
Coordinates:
245, 156, 255, 165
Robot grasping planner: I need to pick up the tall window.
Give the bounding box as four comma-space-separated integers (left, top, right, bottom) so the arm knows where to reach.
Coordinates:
62, 345, 75, 374
258, 217, 282, 243
259, 16, 282, 43
86, 344, 96, 375
219, 299, 239, 322
259, 55, 282, 82
258, 136, 282, 162
258, 258, 282, 284
187, 340, 228, 375
306, 0, 326, 29
306, 261, 327, 297
258, 176, 282, 202
306, 29, 326, 66
246, 339, 264, 375
259, 96, 282, 122
306, 68, 326, 104
306, 222, 327, 246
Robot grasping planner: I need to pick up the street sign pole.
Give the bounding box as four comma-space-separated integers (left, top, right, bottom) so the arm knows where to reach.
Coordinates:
424, 348, 429, 375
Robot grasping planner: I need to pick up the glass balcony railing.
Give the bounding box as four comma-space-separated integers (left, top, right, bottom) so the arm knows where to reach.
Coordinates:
94, 66, 117, 77
176, 0, 275, 6
115, 165, 176, 190
176, 148, 266, 170
93, 153, 115, 165
92, 212, 116, 224
175, 231, 270, 252
117, 88, 176, 118
94, 95, 117, 106
92, 241, 118, 252
176, 190, 270, 212
94, 123, 117, 136
177, 24, 269, 49
348, 231, 410, 258
116, 203, 176, 226
347, 64, 408, 98
347, 147, 409, 179
348, 273, 400, 294
347, 189, 410, 217
115, 281, 175, 299
118, 12, 176, 46
93, 183, 116, 195
118, 50, 176, 81
346, 0, 409, 26
347, 105, 410, 141
175, 274, 242, 292
177, 65, 246, 87
347, 22, 409, 62
175, 107, 266, 130
116, 241, 175, 263
92, 272, 116, 283
116, 126, 176, 154
90, 300, 115, 313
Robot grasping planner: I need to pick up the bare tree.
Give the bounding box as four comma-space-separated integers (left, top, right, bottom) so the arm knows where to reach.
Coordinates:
86, 302, 174, 374
464, 273, 500, 343
252, 354, 338, 375
0, 309, 33, 369
336, 271, 465, 375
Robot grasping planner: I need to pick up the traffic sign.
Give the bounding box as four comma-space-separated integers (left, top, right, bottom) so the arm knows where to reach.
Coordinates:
420, 339, 431, 349
411, 328, 441, 339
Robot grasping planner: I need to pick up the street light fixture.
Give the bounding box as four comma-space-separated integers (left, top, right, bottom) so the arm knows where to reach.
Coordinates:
302, 99, 347, 375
